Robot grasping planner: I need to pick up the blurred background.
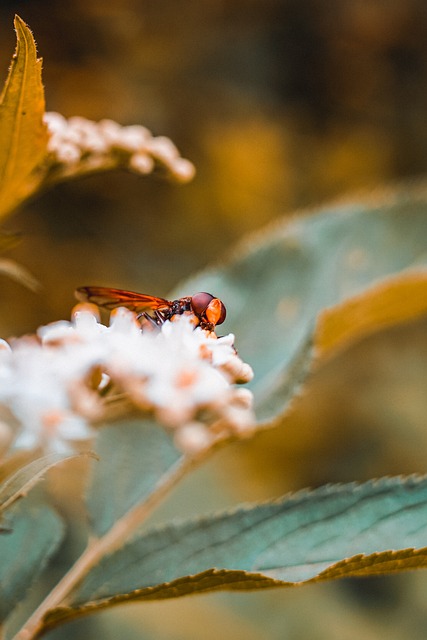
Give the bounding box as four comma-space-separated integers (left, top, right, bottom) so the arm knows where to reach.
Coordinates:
1, 1, 427, 639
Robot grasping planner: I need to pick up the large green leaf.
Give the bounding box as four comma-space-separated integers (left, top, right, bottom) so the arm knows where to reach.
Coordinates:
86, 420, 181, 537
0, 16, 48, 218
0, 495, 63, 622
173, 189, 427, 422
45, 475, 427, 627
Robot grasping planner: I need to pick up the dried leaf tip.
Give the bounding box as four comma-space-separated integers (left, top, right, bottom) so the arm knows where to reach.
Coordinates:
14, 15, 34, 39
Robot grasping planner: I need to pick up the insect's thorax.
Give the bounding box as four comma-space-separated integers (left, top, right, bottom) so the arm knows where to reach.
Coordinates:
170, 297, 192, 316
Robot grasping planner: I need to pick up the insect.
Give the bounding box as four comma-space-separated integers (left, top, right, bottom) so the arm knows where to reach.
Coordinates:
75, 286, 227, 332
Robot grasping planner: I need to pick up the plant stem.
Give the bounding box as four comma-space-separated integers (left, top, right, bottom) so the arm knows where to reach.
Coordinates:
13, 453, 198, 640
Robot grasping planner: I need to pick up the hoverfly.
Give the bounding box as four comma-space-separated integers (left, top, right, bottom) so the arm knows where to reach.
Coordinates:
75, 286, 226, 332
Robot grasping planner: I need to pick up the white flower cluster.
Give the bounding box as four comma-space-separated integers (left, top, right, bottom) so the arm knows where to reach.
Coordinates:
0, 310, 254, 456
43, 112, 196, 182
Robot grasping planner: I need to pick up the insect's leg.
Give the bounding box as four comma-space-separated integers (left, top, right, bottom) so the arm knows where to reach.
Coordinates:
154, 310, 168, 324
137, 312, 160, 331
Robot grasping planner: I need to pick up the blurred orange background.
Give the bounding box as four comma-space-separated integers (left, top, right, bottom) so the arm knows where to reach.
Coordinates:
1, 1, 427, 336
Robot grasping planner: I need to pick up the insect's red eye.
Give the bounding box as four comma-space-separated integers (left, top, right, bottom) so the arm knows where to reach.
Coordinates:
206, 299, 227, 325
190, 292, 215, 316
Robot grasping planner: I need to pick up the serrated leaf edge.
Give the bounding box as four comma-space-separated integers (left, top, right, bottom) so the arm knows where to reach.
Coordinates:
43, 545, 427, 632
89, 473, 427, 543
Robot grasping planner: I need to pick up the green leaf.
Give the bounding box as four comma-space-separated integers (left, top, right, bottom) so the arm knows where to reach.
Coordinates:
86, 420, 181, 537
0, 495, 63, 622
0, 16, 48, 218
46, 475, 427, 627
0, 451, 93, 516
174, 189, 427, 422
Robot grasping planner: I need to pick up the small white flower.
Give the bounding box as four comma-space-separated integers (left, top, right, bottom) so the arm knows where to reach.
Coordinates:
97, 119, 123, 145
44, 111, 68, 134
38, 320, 79, 345
118, 125, 151, 152
0, 342, 94, 453
51, 141, 81, 165
146, 136, 179, 163
173, 421, 215, 455
129, 152, 155, 175
168, 157, 196, 182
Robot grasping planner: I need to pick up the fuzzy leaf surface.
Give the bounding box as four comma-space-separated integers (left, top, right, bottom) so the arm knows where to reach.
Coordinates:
174, 189, 427, 421
0, 496, 63, 622
42, 475, 427, 627
86, 420, 181, 537
0, 16, 48, 218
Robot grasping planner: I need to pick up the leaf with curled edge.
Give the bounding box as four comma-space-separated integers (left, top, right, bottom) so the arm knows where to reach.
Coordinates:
314, 269, 427, 362
0, 257, 40, 291
0, 451, 96, 519
42, 475, 427, 630
173, 186, 427, 423
0, 16, 48, 218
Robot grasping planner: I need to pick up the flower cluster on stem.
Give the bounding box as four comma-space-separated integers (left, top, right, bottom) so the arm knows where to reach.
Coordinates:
43, 112, 196, 183
0, 308, 254, 456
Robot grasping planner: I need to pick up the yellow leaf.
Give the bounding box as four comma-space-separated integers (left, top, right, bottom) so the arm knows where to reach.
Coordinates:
0, 16, 48, 218
314, 269, 427, 360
